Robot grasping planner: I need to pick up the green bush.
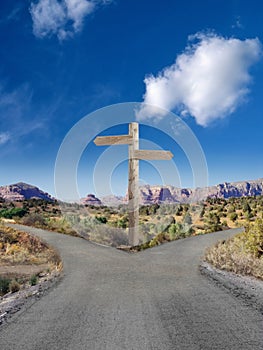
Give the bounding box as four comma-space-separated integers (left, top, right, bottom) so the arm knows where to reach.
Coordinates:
0, 276, 11, 295
95, 216, 107, 224
30, 274, 38, 286
168, 223, 185, 240
0, 207, 28, 219
229, 212, 238, 222
117, 216, 129, 229
241, 219, 263, 258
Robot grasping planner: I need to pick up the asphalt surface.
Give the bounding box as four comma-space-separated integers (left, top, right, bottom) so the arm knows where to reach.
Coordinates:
0, 225, 262, 350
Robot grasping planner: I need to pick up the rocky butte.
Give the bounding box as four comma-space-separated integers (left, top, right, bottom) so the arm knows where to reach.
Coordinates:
0, 182, 54, 202
81, 194, 102, 206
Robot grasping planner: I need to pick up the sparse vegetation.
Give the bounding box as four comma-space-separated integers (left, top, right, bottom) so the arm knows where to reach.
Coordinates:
0, 225, 61, 296
204, 219, 263, 279
9, 279, 20, 293
30, 274, 38, 286
0, 194, 263, 281
0, 276, 10, 296
0, 195, 263, 255
0, 207, 28, 219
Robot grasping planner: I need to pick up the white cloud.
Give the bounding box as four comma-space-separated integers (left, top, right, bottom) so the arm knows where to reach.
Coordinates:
0, 83, 45, 144
30, 0, 112, 40
136, 33, 262, 126
30, 0, 66, 39
65, 0, 95, 32
0, 132, 10, 145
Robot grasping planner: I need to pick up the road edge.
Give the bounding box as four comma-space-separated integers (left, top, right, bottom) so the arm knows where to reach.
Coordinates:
0, 269, 63, 328
200, 261, 263, 315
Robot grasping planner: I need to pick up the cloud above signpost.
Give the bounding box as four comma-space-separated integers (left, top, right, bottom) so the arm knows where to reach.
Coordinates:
136, 33, 262, 126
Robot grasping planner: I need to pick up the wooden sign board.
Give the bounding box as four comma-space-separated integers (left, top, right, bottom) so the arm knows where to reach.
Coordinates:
94, 135, 133, 146
134, 150, 173, 160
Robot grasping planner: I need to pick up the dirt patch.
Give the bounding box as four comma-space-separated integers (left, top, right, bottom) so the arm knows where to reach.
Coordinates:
0, 225, 63, 326
0, 264, 50, 277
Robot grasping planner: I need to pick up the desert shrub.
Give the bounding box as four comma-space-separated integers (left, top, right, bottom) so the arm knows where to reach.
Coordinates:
199, 208, 205, 218
204, 212, 222, 232
204, 219, 263, 279
116, 216, 129, 229
240, 219, 263, 257
168, 223, 185, 240
244, 211, 253, 220
22, 213, 47, 227
227, 205, 235, 213
0, 225, 61, 268
90, 225, 128, 247
30, 274, 38, 286
243, 202, 252, 213
0, 276, 10, 295
9, 280, 20, 293
229, 212, 238, 222
140, 206, 150, 216
0, 207, 28, 219
95, 216, 107, 224
183, 212, 192, 225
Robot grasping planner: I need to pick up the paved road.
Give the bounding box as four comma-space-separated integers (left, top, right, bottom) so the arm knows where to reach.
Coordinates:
0, 225, 262, 350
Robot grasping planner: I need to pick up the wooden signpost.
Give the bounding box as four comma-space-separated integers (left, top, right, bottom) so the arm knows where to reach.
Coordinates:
94, 122, 173, 246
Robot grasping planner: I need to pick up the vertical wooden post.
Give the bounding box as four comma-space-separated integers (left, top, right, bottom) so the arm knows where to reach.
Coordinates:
94, 122, 173, 247
128, 122, 139, 246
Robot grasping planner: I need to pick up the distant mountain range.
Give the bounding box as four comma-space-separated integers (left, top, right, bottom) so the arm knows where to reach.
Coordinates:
1, 178, 263, 205
99, 178, 263, 206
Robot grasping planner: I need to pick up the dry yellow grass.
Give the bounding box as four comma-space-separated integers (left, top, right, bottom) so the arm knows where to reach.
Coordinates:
0, 225, 61, 267
0, 225, 62, 295
204, 219, 263, 280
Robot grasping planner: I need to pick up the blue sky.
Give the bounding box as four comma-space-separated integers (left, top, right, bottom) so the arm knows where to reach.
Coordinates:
0, 0, 263, 198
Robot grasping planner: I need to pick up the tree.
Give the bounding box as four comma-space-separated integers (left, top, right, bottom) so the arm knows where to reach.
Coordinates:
117, 216, 128, 228
243, 202, 251, 213
199, 207, 205, 218
227, 205, 235, 213
0, 208, 28, 219
168, 223, 184, 240
183, 212, 192, 225
174, 205, 183, 216
229, 212, 238, 222
95, 216, 107, 224
204, 212, 221, 232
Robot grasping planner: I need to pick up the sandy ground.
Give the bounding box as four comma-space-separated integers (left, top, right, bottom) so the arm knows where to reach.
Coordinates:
0, 264, 50, 277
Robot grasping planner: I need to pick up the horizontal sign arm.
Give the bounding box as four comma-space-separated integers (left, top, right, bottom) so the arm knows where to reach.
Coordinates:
134, 150, 174, 160
94, 135, 133, 146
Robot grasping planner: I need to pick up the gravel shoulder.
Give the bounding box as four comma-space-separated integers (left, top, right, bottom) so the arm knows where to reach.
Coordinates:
0, 266, 62, 327
200, 261, 263, 314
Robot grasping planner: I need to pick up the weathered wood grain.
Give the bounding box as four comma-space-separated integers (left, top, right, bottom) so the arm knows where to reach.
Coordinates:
134, 150, 173, 160
128, 123, 139, 246
93, 135, 133, 146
